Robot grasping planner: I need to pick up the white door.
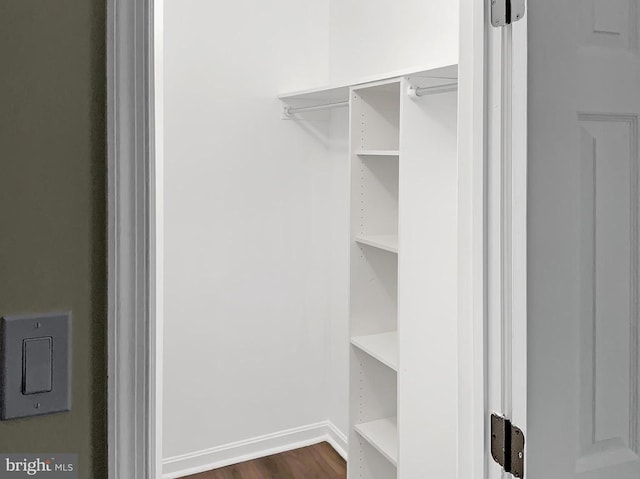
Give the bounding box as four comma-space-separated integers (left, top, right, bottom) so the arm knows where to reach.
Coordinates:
494, 0, 640, 478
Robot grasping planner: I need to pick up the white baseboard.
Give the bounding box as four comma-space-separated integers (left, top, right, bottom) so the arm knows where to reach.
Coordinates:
325, 421, 348, 460
162, 421, 348, 479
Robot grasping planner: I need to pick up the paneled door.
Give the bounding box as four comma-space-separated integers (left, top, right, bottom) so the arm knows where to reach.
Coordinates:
523, 0, 640, 478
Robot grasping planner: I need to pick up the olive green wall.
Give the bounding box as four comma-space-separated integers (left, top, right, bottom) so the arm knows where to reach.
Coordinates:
0, 1, 107, 478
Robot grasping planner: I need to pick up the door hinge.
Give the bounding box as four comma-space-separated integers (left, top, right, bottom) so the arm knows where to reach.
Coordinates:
491, 0, 526, 27
491, 413, 525, 478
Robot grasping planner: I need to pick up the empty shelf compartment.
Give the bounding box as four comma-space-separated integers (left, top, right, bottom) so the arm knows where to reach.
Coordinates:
354, 417, 398, 466
351, 331, 398, 371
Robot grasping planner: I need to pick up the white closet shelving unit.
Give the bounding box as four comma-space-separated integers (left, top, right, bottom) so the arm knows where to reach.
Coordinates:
279, 64, 459, 479
349, 78, 400, 479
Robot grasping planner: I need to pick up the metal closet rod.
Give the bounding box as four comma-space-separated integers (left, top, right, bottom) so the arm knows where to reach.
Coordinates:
410, 81, 459, 97
284, 100, 349, 115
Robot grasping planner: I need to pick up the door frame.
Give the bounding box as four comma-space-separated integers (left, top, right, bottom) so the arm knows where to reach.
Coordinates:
458, 0, 528, 478
485, 4, 528, 479
509, 13, 528, 473
105, 0, 527, 477
106, 0, 163, 477
457, 0, 489, 476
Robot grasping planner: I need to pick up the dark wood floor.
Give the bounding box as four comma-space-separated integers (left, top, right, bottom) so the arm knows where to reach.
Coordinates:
182, 442, 346, 479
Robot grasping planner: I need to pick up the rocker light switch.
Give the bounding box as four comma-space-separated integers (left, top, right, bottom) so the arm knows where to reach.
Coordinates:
1, 312, 71, 420
22, 337, 53, 394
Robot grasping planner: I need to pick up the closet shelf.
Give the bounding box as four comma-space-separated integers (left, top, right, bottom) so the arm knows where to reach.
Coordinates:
351, 332, 398, 371
354, 417, 398, 466
355, 235, 398, 254
356, 149, 400, 157
278, 63, 458, 109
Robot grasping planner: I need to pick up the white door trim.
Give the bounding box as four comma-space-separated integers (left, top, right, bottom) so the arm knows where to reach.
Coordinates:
459, 1, 528, 477
457, 0, 488, 477
107, 0, 163, 477
485, 4, 528, 479
510, 12, 528, 463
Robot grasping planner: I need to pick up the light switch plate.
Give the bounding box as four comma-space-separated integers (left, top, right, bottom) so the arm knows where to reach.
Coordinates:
0, 312, 71, 420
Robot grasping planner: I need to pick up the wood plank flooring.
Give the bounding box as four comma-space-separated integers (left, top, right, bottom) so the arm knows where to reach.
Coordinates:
181, 442, 346, 479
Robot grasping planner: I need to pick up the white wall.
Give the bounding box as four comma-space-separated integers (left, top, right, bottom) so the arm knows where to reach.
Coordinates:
324, 109, 350, 439
163, 0, 333, 470
329, 0, 459, 84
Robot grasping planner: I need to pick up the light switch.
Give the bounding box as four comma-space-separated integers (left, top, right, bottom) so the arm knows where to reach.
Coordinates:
1, 312, 71, 420
22, 337, 53, 395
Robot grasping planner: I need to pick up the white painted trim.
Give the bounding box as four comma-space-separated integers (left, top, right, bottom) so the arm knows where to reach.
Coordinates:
485, 8, 528, 479
486, 15, 505, 479
510, 11, 528, 475
107, 0, 160, 477
162, 422, 348, 479
150, 0, 164, 476
326, 421, 349, 460
457, 0, 488, 477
